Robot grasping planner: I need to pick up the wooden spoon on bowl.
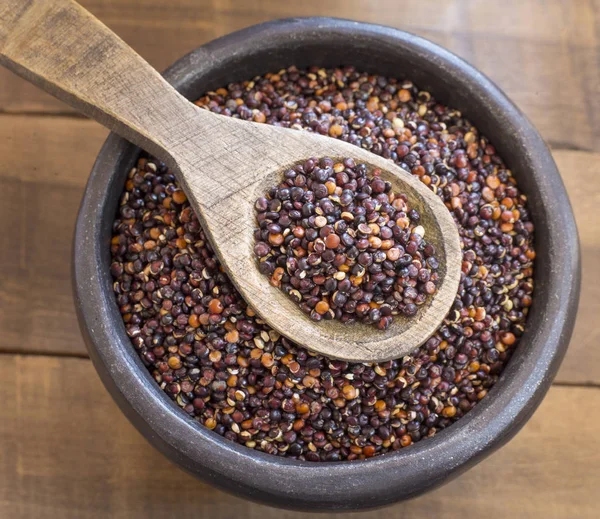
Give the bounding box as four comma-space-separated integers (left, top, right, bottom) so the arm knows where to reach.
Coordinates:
0, 0, 461, 362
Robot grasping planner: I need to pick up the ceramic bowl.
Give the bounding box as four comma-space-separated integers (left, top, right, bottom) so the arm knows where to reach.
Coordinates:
73, 18, 580, 511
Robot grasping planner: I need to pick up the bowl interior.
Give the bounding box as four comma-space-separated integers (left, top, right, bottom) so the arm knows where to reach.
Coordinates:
77, 18, 579, 511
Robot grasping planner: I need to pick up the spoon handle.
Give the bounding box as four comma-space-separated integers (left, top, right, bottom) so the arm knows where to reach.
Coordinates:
0, 0, 202, 165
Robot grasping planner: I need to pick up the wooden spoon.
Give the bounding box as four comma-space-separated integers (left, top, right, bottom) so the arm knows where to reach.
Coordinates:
0, 0, 461, 362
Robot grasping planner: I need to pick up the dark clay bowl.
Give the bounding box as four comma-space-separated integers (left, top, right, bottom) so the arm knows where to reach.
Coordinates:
73, 18, 580, 512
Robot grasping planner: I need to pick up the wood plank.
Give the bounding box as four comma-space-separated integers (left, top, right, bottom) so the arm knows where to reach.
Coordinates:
0, 116, 598, 384
0, 117, 108, 356
0, 0, 598, 151
553, 151, 600, 385
0, 355, 597, 518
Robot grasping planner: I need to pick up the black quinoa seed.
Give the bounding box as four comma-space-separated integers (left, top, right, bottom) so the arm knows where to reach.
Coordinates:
110, 66, 535, 462
254, 157, 439, 329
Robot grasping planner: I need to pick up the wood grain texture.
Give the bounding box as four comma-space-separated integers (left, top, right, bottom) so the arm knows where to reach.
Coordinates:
0, 0, 598, 152
0, 115, 598, 381
0, 0, 462, 362
0, 354, 597, 518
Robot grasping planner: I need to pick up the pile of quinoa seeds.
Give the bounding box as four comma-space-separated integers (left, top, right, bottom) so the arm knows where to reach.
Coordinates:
253, 157, 441, 329
110, 66, 535, 462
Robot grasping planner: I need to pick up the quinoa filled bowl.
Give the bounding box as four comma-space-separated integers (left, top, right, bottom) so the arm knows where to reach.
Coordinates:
73, 18, 580, 511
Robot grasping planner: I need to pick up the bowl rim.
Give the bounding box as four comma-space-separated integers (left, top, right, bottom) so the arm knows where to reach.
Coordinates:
73, 16, 580, 511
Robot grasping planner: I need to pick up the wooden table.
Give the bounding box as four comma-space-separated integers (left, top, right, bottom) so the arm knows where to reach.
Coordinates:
1, 1, 598, 517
